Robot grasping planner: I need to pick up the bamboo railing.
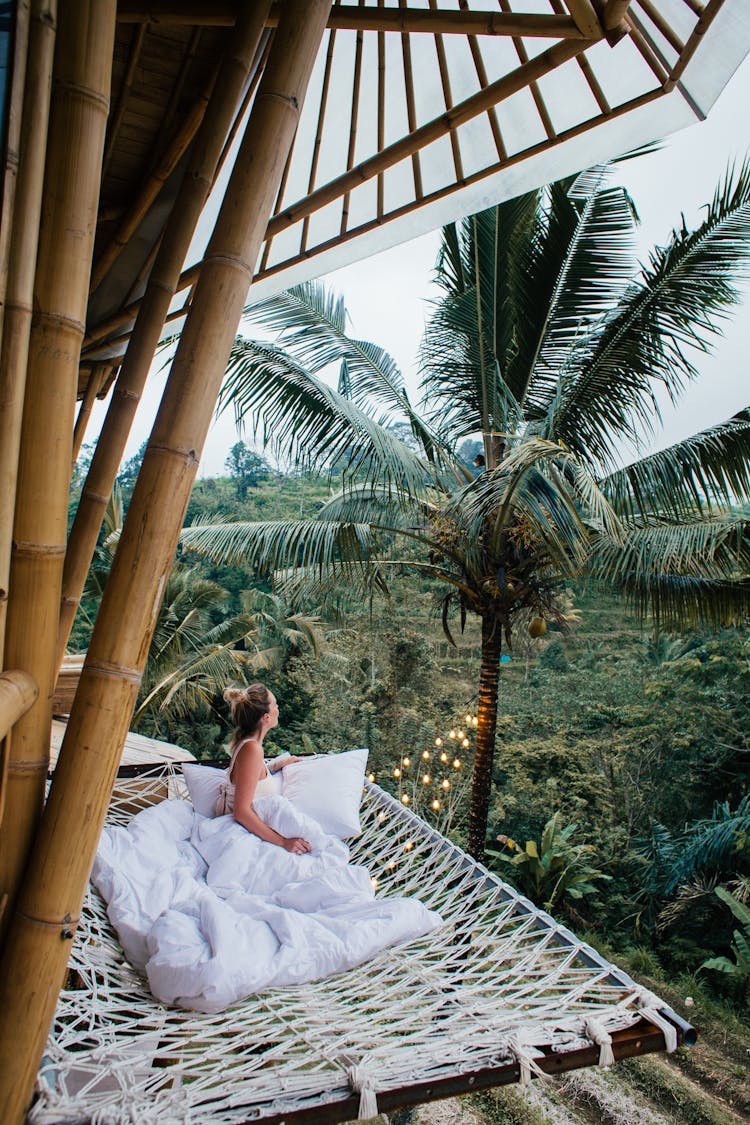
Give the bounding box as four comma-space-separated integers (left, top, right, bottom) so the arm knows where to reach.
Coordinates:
0, 0, 116, 951
57, 3, 271, 665
0, 4, 331, 1120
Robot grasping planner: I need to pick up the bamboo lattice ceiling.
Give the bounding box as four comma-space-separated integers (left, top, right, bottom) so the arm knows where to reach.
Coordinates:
81, 0, 750, 380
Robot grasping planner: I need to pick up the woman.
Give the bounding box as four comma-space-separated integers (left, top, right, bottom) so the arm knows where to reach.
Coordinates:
217, 683, 311, 854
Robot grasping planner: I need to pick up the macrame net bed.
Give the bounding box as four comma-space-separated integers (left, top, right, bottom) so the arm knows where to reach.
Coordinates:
31, 765, 693, 1125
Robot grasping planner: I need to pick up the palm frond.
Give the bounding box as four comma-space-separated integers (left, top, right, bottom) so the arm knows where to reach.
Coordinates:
660, 796, 750, 896
547, 158, 750, 467
601, 408, 750, 519
181, 518, 376, 573
525, 183, 638, 412
589, 516, 750, 628
241, 281, 445, 460
219, 337, 432, 494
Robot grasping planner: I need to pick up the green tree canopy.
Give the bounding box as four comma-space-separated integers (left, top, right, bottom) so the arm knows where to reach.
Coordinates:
185, 160, 750, 858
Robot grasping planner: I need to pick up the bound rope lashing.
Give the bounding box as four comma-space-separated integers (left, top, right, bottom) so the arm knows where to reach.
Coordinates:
585, 1016, 615, 1066
506, 1037, 547, 1086
635, 989, 678, 1053
347, 1063, 379, 1119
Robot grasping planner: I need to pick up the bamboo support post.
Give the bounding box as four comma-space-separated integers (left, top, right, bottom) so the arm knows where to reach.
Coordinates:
57, 3, 271, 666
0, 0, 30, 354
0, 5, 330, 1120
0, 0, 57, 668
0, 0, 116, 958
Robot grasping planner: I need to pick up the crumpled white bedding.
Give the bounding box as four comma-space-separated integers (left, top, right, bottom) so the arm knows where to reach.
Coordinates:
91, 795, 442, 1013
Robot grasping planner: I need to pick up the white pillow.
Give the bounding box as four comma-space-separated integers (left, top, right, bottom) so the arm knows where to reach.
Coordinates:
182, 759, 286, 817
181, 763, 226, 818
281, 748, 368, 838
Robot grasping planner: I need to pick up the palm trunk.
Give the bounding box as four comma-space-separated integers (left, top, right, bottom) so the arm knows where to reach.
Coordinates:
466, 614, 501, 859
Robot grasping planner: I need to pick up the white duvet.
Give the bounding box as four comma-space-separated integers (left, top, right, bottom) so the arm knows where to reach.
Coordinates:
92, 795, 442, 1013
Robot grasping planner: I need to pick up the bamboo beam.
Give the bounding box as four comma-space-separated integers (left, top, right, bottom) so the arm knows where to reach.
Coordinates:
266, 35, 597, 241
0, 6, 330, 1118
0, 672, 38, 748
158, 25, 203, 145
0, 0, 30, 353
116, 3, 590, 38
58, 4, 271, 666
564, 0, 603, 38
0, 672, 39, 849
666, 0, 722, 90
255, 85, 665, 287
0, 0, 116, 959
603, 0, 631, 29
0, 0, 56, 669
89, 77, 214, 294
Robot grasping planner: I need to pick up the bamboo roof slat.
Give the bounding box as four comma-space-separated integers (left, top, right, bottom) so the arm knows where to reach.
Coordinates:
102, 23, 147, 177
637, 0, 685, 53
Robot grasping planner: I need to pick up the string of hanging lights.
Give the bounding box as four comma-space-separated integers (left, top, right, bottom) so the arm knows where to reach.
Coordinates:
366, 712, 478, 836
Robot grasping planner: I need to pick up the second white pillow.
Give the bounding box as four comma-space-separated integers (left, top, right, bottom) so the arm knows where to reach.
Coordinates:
281, 748, 369, 838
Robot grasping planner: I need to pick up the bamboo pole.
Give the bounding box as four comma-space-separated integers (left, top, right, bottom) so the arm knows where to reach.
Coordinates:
0, 672, 38, 839
0, 0, 57, 669
0, 5, 330, 1119
0, 672, 39, 885
71, 363, 111, 467
0, 0, 116, 953
0, 0, 30, 355
83, 261, 199, 348
0, 672, 38, 745
57, 3, 271, 665
117, 2, 589, 38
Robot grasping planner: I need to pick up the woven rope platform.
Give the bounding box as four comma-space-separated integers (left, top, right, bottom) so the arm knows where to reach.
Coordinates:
31, 767, 686, 1124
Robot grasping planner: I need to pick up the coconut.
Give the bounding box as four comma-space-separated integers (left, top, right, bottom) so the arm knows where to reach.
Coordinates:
528, 616, 547, 638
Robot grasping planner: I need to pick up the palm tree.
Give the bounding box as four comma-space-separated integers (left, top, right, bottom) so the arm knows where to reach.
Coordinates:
183, 161, 750, 858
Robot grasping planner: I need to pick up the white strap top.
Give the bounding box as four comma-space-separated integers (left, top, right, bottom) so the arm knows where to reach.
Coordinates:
215, 739, 277, 816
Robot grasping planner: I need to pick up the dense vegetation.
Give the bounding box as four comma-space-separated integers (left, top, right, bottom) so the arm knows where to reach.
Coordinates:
67, 455, 750, 1032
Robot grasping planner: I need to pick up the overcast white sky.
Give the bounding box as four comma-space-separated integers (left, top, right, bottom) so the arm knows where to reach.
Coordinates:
87, 54, 750, 479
